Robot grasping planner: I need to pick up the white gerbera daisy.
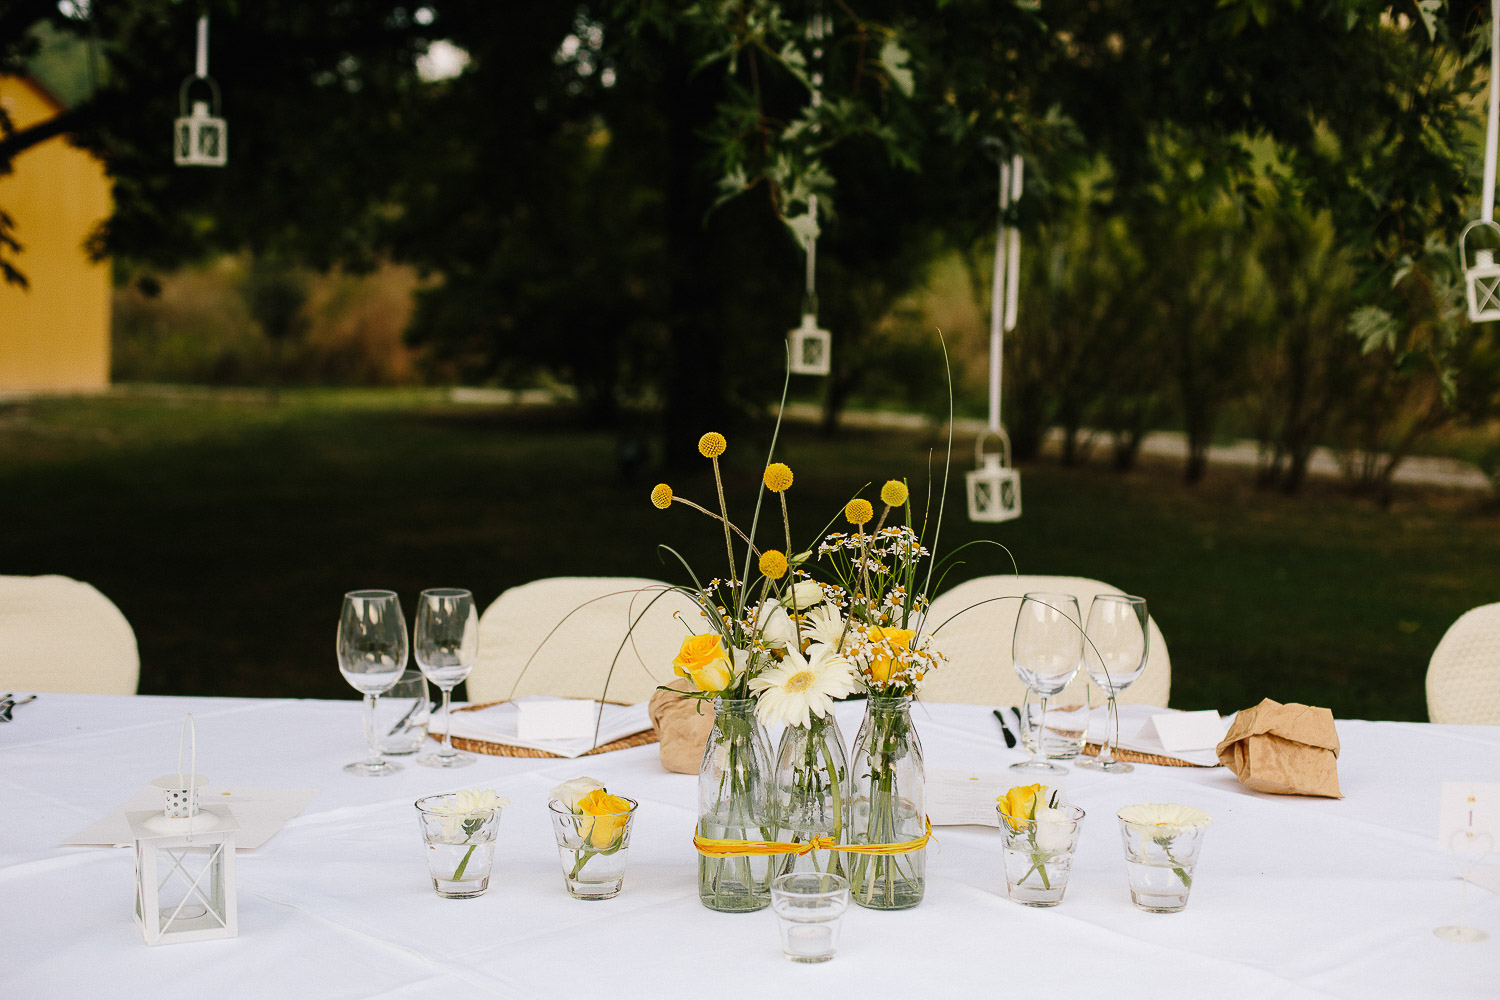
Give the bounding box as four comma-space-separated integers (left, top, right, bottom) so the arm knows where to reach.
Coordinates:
749, 643, 858, 728
803, 604, 848, 650
1116, 802, 1212, 832
428, 787, 510, 840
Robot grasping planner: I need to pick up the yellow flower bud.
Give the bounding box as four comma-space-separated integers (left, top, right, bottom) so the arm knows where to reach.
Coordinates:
844, 498, 874, 526
650, 483, 673, 509
763, 462, 794, 492
672, 633, 734, 693
880, 479, 909, 507
698, 432, 727, 458
759, 550, 789, 580
577, 788, 634, 849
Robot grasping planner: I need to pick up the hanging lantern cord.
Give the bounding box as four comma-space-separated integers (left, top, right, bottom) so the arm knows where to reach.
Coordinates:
986, 147, 1023, 435
1484, 0, 1499, 226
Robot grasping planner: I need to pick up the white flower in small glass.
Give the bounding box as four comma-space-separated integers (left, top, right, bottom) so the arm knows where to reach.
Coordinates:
749, 643, 858, 728
1117, 803, 1213, 834
550, 776, 605, 812
429, 787, 509, 841
783, 579, 825, 611
1032, 804, 1075, 853
803, 604, 847, 651
755, 599, 800, 650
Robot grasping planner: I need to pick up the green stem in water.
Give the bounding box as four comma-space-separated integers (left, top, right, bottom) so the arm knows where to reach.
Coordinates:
451, 843, 477, 882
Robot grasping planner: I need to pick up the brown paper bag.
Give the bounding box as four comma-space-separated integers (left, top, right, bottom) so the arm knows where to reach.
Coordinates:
648, 679, 715, 775
1215, 697, 1342, 798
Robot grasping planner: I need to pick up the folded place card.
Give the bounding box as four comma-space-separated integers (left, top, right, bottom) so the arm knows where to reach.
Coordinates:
1439, 781, 1500, 853
1147, 710, 1226, 753
516, 698, 601, 741
1464, 866, 1500, 895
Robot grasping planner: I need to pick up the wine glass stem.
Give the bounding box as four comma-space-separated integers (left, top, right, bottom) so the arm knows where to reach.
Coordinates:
440, 687, 455, 757
1034, 695, 1050, 766
1100, 695, 1118, 764
364, 693, 382, 767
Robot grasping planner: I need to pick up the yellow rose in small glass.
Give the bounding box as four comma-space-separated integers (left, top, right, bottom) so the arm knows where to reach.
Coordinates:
674, 633, 734, 692
548, 779, 640, 900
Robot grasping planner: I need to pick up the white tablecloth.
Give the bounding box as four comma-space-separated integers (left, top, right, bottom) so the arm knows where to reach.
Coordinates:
2, 694, 1496, 999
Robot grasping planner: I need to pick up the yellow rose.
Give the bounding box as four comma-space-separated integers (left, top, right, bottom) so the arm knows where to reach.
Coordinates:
865, 626, 916, 684
997, 783, 1045, 832
577, 788, 633, 849
673, 633, 734, 692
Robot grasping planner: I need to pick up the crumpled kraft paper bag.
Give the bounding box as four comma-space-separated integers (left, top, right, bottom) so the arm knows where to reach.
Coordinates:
648, 679, 714, 774
1215, 697, 1342, 799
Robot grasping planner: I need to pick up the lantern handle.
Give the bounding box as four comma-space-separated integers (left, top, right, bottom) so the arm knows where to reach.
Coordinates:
1460, 220, 1500, 271
975, 427, 1012, 470
179, 74, 223, 117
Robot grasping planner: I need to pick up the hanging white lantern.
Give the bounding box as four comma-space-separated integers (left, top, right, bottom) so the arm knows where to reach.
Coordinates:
128, 716, 239, 946
173, 17, 227, 167
966, 431, 1021, 523
788, 313, 832, 376
1461, 221, 1500, 323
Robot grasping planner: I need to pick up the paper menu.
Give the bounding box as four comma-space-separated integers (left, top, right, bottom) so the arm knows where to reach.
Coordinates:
62, 785, 319, 850
927, 769, 1014, 827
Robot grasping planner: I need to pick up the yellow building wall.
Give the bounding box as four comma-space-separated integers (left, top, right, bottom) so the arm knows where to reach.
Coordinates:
0, 76, 112, 394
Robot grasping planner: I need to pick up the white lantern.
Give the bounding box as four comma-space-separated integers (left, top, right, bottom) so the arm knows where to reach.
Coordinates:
788, 313, 831, 376
128, 717, 239, 946
966, 431, 1021, 523
173, 17, 227, 168
1462, 221, 1500, 322
174, 89, 227, 167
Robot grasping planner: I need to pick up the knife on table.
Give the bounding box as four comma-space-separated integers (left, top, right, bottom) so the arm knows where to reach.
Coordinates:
993, 709, 1017, 748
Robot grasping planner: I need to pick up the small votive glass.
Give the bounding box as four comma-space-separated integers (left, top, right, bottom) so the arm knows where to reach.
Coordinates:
548, 797, 639, 899
376, 670, 431, 755
998, 803, 1085, 906
1117, 808, 1212, 913
415, 793, 503, 899
770, 872, 850, 964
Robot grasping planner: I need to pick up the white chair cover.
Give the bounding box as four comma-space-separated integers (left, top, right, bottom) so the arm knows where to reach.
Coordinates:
920, 574, 1170, 707
1427, 602, 1500, 725
469, 577, 703, 705
0, 574, 139, 694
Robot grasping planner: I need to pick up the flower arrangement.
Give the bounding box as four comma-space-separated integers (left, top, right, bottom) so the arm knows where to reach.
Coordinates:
548, 777, 639, 899
1116, 802, 1212, 889
997, 784, 1078, 895
423, 787, 509, 883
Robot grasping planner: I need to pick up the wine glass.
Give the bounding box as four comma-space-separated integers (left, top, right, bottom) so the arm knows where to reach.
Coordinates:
1076, 594, 1149, 774
338, 590, 408, 776
1009, 592, 1082, 775
415, 588, 479, 769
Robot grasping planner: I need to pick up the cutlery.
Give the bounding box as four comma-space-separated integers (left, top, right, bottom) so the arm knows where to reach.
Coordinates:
993, 709, 1017, 749
386, 698, 432, 737
0, 694, 36, 722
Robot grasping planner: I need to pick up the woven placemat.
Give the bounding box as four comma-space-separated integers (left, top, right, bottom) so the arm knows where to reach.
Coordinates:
428, 701, 661, 759
1080, 742, 1218, 768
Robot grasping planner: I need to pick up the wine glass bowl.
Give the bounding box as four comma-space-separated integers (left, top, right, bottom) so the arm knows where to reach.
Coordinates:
415, 587, 479, 769
1076, 594, 1149, 774
1009, 592, 1082, 775
338, 589, 408, 776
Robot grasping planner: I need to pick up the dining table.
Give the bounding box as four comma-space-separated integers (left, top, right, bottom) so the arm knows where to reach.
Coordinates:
2, 692, 1496, 999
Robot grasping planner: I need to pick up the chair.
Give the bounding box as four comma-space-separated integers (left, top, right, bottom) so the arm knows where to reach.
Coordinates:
0, 575, 140, 694
1426, 603, 1500, 725
919, 574, 1170, 707
468, 577, 704, 705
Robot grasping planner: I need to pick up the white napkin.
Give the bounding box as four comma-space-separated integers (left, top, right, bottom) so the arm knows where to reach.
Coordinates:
1084, 704, 1230, 767
434, 695, 652, 759
62, 786, 319, 850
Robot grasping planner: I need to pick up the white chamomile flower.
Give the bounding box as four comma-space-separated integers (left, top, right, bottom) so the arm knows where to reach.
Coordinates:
748, 643, 858, 728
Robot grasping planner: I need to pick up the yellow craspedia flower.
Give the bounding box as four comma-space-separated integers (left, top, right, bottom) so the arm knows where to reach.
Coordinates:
759, 550, 789, 580
698, 432, 727, 458
880, 479, 909, 507
844, 498, 874, 526
763, 463, 794, 493
650, 483, 673, 509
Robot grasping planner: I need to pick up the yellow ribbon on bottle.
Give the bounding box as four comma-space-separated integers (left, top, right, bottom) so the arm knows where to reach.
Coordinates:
693, 818, 933, 858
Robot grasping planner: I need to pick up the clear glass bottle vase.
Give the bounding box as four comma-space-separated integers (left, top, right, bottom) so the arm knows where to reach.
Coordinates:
845, 695, 926, 909
772, 713, 849, 878
697, 697, 775, 912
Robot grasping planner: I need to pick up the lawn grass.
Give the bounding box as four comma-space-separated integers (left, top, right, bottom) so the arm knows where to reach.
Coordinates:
2, 387, 1496, 722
